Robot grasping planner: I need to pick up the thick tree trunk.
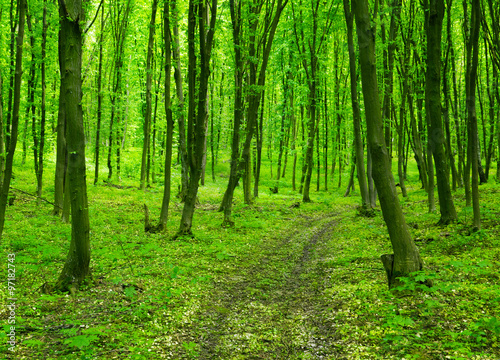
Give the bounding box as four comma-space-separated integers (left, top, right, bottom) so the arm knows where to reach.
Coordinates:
0, 0, 25, 240
353, 0, 423, 288
425, 0, 457, 224
54, 0, 90, 292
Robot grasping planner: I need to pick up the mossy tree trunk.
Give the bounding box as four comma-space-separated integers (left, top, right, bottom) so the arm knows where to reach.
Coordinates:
54, 0, 90, 292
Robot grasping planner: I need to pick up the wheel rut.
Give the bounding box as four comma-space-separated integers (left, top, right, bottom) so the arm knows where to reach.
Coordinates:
189, 212, 342, 359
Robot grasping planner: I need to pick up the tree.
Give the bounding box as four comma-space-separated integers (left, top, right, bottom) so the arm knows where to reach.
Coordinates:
156, 0, 173, 232
219, 0, 288, 224
51, 0, 90, 292
94, 0, 107, 185
342, 0, 369, 209
464, 0, 481, 229
291, 0, 334, 202
177, 0, 217, 236
0, 0, 25, 240
108, 0, 132, 181
352, 0, 423, 288
171, 0, 188, 201
424, 0, 457, 224
140, 0, 158, 190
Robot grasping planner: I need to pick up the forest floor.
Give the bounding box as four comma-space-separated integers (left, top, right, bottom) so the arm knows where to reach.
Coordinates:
1, 157, 500, 359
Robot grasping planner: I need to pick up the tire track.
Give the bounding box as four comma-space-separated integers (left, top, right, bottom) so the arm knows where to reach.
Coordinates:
187, 212, 342, 359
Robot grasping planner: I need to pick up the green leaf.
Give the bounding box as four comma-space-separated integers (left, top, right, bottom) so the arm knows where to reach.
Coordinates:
124, 286, 136, 298
63, 334, 98, 349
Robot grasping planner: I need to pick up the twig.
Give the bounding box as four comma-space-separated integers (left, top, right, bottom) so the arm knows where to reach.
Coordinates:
10, 187, 56, 207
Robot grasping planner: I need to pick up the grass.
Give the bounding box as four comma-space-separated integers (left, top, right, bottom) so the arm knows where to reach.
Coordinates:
0, 149, 499, 359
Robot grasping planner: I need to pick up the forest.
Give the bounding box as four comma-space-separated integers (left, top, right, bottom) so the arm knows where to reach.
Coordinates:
0, 0, 499, 358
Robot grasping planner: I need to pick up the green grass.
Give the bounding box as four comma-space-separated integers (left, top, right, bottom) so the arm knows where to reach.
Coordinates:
0, 149, 499, 359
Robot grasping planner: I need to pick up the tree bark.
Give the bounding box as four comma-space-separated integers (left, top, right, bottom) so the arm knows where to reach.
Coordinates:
353, 0, 423, 288
94, 2, 105, 185
343, 0, 370, 208
0, 0, 25, 240
171, 0, 189, 201
54, 0, 90, 292
140, 0, 157, 190
177, 0, 217, 236
425, 0, 457, 224
157, 0, 173, 231
465, 0, 481, 230
220, 0, 244, 226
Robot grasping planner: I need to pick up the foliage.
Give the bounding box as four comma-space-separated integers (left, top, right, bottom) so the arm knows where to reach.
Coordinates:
0, 155, 499, 358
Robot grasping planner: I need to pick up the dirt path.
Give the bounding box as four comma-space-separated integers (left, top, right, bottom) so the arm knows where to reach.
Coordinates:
186, 212, 343, 359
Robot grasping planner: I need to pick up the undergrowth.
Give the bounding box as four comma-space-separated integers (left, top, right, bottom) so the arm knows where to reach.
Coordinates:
0, 151, 499, 359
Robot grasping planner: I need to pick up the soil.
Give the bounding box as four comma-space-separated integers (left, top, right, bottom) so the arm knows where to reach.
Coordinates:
175, 212, 343, 359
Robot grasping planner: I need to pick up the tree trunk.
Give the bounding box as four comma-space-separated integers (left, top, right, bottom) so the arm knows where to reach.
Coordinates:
140, 0, 157, 190
37, 1, 48, 204
157, 0, 173, 231
465, 0, 481, 230
94, 2, 105, 185
171, 0, 189, 201
353, 0, 423, 288
0, 68, 4, 188
54, 0, 90, 292
343, 0, 370, 208
220, 0, 244, 225
254, 90, 265, 197
425, 0, 457, 224
177, 0, 217, 236
0, 0, 25, 240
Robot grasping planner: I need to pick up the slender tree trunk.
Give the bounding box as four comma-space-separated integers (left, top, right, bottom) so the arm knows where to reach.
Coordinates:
94, 2, 105, 185
220, 0, 244, 225
0, 69, 4, 188
465, 0, 481, 229
171, 0, 188, 201
24, 14, 36, 168
353, 0, 423, 288
343, 0, 369, 207
140, 0, 157, 190
5, 0, 16, 153
54, 47, 66, 216
484, 38, 495, 181
0, 0, 25, 240
157, 0, 173, 231
254, 90, 265, 197
396, 102, 408, 197
36, 1, 48, 204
